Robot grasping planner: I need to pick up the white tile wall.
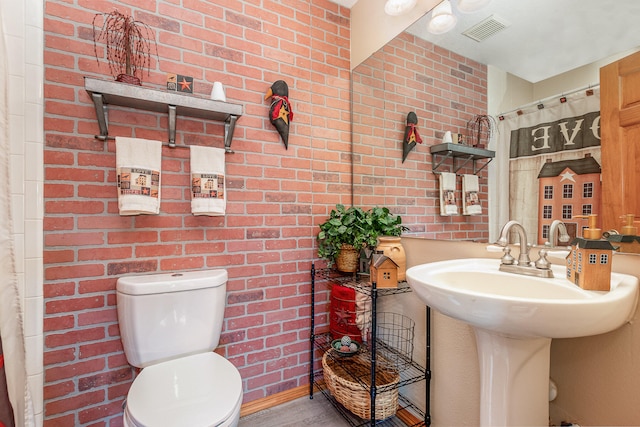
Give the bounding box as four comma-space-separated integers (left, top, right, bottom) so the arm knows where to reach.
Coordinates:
1, 0, 44, 424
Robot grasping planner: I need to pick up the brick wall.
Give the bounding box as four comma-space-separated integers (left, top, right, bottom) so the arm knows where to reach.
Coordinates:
353, 32, 490, 240
42, 1, 487, 426
43, 1, 350, 425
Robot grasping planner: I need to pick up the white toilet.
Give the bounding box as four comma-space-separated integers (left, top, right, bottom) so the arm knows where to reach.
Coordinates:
116, 269, 243, 427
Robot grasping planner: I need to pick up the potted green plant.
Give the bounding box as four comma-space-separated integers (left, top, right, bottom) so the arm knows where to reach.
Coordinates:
317, 205, 407, 273
365, 206, 406, 242
317, 204, 368, 272
362, 206, 408, 279
92, 10, 159, 85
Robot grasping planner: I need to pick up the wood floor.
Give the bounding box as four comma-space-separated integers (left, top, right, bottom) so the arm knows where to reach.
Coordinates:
238, 394, 351, 427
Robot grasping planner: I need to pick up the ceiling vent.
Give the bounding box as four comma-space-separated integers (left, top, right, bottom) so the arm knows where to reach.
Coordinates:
462, 15, 510, 42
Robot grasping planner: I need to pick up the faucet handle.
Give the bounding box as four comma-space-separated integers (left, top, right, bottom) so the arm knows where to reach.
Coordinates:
501, 247, 515, 265
534, 248, 551, 270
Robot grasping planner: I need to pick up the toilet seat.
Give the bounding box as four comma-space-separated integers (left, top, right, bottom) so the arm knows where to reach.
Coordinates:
124, 352, 242, 427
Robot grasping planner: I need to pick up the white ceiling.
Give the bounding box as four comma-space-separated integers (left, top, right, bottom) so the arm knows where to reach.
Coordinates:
330, 0, 640, 83
331, 0, 358, 7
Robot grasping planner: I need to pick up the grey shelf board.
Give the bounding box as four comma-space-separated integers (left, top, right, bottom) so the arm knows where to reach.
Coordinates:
85, 77, 243, 150
429, 143, 495, 159
84, 77, 242, 120
429, 143, 495, 174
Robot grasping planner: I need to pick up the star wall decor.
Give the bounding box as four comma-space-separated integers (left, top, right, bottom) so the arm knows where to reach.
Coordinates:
166, 73, 193, 93
179, 77, 192, 92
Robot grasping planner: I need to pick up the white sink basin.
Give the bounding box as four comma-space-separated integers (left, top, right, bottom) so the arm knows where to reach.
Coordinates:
406, 258, 639, 426
406, 258, 639, 339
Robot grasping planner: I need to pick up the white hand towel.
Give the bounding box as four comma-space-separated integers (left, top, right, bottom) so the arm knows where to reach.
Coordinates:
439, 172, 458, 216
355, 291, 371, 342
116, 137, 162, 215
462, 174, 482, 215
190, 145, 226, 216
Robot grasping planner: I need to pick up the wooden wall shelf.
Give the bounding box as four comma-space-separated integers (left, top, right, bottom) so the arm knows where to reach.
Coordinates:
430, 143, 495, 174
84, 77, 243, 152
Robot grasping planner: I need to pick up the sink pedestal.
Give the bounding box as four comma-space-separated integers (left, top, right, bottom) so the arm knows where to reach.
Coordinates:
475, 328, 550, 426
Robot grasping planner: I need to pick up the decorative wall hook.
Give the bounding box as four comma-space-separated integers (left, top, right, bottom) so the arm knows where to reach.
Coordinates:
265, 80, 293, 149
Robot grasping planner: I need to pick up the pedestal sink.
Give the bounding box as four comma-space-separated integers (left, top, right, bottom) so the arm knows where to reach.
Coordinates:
406, 258, 639, 426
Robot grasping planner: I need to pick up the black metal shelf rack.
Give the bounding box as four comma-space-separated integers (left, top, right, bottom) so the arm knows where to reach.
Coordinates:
309, 265, 431, 426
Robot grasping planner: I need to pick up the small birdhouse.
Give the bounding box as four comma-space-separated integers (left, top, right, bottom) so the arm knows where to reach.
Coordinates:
565, 238, 614, 291
359, 248, 373, 275
370, 251, 398, 288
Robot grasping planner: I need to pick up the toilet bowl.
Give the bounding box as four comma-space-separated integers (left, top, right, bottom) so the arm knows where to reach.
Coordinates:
117, 270, 242, 427
123, 353, 242, 427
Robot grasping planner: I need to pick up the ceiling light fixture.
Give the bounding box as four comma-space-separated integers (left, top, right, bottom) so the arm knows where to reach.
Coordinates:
384, 0, 417, 16
427, 0, 457, 34
456, 0, 492, 13
427, 0, 492, 35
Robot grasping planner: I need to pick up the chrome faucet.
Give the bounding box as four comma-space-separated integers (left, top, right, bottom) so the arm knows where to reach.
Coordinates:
546, 220, 571, 248
496, 220, 554, 278
497, 220, 531, 266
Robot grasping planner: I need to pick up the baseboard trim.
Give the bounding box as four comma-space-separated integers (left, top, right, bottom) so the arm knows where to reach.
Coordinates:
240, 385, 312, 417
396, 407, 424, 426
240, 384, 424, 425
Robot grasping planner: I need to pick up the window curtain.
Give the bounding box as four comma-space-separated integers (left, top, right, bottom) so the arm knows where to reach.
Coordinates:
0, 15, 34, 427
493, 88, 601, 244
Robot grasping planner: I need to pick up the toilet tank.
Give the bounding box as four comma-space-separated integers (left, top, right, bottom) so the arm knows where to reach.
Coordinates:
116, 269, 228, 368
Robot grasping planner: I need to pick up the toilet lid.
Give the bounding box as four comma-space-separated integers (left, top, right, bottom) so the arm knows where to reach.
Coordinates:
126, 352, 242, 427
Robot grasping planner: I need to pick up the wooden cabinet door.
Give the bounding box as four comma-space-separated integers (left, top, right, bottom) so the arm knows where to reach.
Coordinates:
600, 51, 640, 232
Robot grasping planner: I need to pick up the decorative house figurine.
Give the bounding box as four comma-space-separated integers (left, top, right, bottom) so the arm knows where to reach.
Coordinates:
566, 239, 614, 291
607, 234, 640, 254
536, 154, 601, 245
606, 214, 640, 254
369, 251, 398, 288
565, 215, 614, 291
359, 248, 372, 275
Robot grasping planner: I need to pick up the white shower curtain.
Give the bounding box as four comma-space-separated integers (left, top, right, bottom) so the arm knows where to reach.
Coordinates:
0, 14, 35, 427
494, 88, 601, 243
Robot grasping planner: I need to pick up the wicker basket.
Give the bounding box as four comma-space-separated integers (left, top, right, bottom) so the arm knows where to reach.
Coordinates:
322, 350, 399, 420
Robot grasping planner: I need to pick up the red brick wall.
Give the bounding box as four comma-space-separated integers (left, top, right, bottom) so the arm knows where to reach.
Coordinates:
43, 1, 350, 425
42, 1, 487, 426
353, 32, 490, 240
